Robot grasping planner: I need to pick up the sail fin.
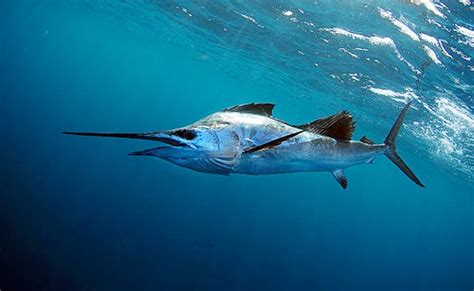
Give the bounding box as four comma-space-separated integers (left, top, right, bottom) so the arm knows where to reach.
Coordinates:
296, 111, 355, 140
224, 103, 275, 117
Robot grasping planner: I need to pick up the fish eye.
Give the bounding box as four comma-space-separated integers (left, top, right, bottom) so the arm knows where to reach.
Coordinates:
174, 129, 196, 140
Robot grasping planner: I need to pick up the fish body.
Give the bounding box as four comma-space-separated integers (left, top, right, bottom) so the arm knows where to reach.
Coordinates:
191, 110, 385, 174
64, 102, 423, 189
236, 138, 387, 175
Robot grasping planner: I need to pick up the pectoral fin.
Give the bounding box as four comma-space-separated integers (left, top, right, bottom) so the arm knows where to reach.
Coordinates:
332, 169, 348, 189
243, 130, 304, 153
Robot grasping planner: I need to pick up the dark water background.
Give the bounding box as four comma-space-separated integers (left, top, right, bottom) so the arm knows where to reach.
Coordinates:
1, 1, 473, 290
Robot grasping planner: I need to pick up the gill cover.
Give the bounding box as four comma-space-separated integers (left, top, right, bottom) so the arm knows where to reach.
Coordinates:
129, 146, 239, 175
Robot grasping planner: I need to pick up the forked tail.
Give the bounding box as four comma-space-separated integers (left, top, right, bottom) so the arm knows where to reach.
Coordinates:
384, 101, 425, 187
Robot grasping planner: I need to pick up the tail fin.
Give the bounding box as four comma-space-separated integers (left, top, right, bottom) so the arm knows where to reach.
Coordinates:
384, 102, 425, 187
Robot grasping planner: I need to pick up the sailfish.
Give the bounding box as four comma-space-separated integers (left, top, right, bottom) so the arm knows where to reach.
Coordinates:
63, 102, 424, 189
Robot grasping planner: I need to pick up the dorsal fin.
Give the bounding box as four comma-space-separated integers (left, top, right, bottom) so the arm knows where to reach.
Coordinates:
223, 103, 275, 117
297, 111, 355, 140
360, 136, 375, 144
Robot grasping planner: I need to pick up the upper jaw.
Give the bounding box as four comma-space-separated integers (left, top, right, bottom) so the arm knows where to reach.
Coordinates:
152, 131, 194, 148
129, 131, 193, 157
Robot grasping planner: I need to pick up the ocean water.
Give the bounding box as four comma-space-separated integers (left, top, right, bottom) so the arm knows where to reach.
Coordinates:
1, 1, 473, 290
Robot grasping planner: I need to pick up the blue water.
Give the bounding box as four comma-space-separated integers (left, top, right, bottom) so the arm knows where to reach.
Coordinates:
1, 1, 473, 290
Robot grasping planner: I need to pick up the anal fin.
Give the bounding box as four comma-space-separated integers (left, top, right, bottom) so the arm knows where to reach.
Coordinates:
332, 169, 348, 189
